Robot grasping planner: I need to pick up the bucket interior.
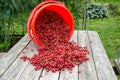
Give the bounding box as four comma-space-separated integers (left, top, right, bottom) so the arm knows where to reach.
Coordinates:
31, 3, 74, 45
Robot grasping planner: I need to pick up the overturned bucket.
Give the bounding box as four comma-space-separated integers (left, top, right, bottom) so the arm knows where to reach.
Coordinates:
27, 0, 74, 46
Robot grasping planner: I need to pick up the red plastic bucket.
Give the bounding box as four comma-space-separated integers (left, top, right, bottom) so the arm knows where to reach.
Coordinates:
27, 0, 74, 46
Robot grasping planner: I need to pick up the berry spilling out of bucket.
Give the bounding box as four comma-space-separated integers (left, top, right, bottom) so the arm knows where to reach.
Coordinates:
35, 9, 70, 46
21, 0, 89, 73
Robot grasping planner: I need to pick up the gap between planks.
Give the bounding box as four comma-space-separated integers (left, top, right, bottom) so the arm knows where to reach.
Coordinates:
59, 31, 78, 80
77, 30, 98, 80
88, 31, 117, 80
0, 42, 38, 80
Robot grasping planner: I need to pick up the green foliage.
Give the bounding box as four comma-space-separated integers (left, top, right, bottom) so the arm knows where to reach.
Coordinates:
0, 0, 42, 51
0, 42, 10, 52
83, 16, 120, 60
0, 35, 23, 51
93, 0, 120, 3
87, 4, 107, 19
108, 3, 120, 16
116, 48, 120, 59
60, 0, 84, 29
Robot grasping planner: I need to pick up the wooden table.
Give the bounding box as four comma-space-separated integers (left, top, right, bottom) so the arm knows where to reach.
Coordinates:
0, 30, 117, 80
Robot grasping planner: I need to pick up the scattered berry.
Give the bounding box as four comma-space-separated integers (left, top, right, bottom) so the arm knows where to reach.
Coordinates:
78, 70, 81, 73
31, 49, 34, 52
20, 56, 28, 62
26, 47, 28, 49
21, 9, 89, 73
39, 74, 43, 77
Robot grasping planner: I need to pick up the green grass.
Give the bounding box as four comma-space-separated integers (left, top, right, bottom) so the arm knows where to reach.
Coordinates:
84, 16, 120, 60
118, 75, 120, 80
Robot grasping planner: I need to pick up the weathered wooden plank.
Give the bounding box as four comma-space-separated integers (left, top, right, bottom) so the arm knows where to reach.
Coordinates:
0, 42, 37, 80
18, 43, 43, 80
18, 63, 43, 80
88, 31, 117, 80
39, 70, 59, 80
77, 30, 98, 80
59, 66, 78, 80
59, 31, 78, 80
0, 34, 30, 77
33, 68, 44, 80
0, 53, 5, 59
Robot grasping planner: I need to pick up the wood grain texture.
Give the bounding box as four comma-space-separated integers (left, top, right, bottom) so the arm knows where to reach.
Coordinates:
59, 31, 78, 80
18, 42, 43, 80
59, 66, 78, 80
0, 30, 117, 80
18, 63, 43, 80
39, 70, 59, 80
88, 31, 117, 80
0, 42, 37, 80
77, 30, 98, 80
0, 34, 30, 77
0, 53, 5, 59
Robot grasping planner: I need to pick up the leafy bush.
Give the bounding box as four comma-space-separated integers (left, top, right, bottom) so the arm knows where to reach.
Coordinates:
87, 4, 108, 19
0, 0, 42, 51
60, 0, 84, 29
